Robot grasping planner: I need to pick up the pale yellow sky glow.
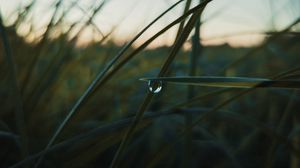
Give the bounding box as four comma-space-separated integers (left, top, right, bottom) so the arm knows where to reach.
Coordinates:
0, 0, 299, 48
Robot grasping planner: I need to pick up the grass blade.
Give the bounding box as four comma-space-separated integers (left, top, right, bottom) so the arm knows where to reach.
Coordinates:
184, 1, 201, 166
140, 76, 300, 89
0, 13, 28, 158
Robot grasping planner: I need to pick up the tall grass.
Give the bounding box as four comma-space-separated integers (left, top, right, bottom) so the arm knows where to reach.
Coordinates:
0, 0, 299, 167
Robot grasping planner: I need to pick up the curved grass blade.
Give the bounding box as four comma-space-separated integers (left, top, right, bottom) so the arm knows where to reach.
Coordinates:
175, 0, 192, 41
140, 76, 300, 89
109, 1, 212, 167
89, 0, 214, 93
32, 1, 185, 167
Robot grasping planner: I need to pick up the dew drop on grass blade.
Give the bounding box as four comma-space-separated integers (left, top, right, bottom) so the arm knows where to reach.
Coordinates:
148, 80, 163, 93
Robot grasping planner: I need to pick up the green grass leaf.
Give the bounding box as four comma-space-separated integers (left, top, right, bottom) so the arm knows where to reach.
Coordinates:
140, 76, 300, 89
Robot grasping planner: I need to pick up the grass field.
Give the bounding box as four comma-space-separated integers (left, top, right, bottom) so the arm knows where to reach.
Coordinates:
0, 0, 300, 167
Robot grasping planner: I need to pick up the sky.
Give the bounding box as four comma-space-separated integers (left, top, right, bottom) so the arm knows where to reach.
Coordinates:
0, 0, 299, 48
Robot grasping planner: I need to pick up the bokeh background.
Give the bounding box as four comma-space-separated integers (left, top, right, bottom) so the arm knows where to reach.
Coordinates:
0, 0, 299, 167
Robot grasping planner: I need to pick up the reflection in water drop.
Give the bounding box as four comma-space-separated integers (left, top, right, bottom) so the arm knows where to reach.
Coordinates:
148, 80, 162, 93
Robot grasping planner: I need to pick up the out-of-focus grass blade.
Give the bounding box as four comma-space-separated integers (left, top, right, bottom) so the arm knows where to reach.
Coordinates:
167, 88, 234, 109
278, 74, 300, 80
0, 13, 28, 158
140, 76, 300, 89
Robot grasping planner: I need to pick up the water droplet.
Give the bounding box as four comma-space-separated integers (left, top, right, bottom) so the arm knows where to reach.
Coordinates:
148, 80, 162, 93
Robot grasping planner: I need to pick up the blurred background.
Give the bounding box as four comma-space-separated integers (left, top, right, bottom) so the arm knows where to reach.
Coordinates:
0, 0, 299, 167
1, 0, 299, 47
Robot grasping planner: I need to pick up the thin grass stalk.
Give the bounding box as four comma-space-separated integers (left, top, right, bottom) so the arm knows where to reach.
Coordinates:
98, 27, 119, 67
74, 2, 107, 38
157, 8, 206, 78
175, 0, 192, 41
0, 14, 28, 158
109, 3, 210, 167
6, 0, 36, 27
52, 1, 78, 28
32, 1, 185, 167
70, 0, 107, 42
188, 4, 201, 99
172, 88, 233, 109
267, 0, 276, 30
276, 66, 300, 79
166, 0, 192, 80
14, 0, 36, 28
185, 5, 201, 167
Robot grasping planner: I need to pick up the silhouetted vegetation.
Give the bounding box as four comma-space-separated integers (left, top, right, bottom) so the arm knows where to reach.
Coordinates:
0, 0, 299, 167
